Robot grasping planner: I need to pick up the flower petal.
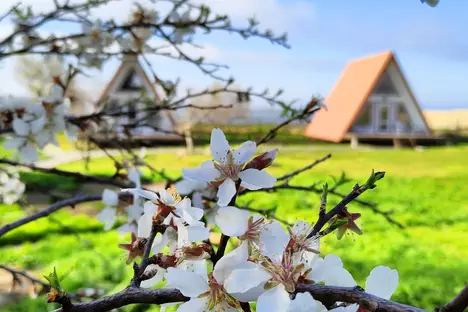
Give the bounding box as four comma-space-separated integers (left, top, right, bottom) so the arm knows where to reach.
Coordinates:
143, 201, 158, 214
292, 220, 313, 236
210, 128, 230, 163
239, 169, 276, 190
232, 141, 256, 165
123, 188, 159, 201
102, 189, 119, 206
20, 144, 38, 163
12, 118, 29, 136
182, 160, 220, 183
288, 292, 327, 312
176, 297, 208, 312
213, 241, 249, 284
187, 225, 210, 242
217, 178, 237, 206
164, 267, 209, 298
159, 189, 175, 205
215, 206, 250, 237
140, 265, 165, 288
137, 213, 153, 238
127, 168, 141, 186
175, 180, 195, 195
256, 284, 290, 312
365, 266, 398, 300
259, 220, 290, 262
308, 255, 356, 287
97, 207, 116, 231
3, 137, 25, 150
224, 264, 271, 295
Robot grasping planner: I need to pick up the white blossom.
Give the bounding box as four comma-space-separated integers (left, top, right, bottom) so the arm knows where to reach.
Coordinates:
215, 206, 290, 261
0, 171, 25, 204
182, 128, 277, 206
97, 189, 119, 231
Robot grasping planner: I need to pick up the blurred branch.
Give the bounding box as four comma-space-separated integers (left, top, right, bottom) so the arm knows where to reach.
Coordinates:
0, 158, 133, 188
277, 153, 332, 182
0, 194, 102, 237
437, 284, 468, 312
256, 106, 321, 146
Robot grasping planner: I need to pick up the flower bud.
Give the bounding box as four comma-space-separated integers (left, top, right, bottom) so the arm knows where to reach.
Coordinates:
244, 148, 278, 170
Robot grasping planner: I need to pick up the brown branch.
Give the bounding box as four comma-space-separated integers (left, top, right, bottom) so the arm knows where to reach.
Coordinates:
55, 283, 427, 312
0, 264, 49, 289
60, 287, 188, 312
0, 194, 102, 237
307, 173, 385, 239
295, 284, 426, 312
0, 158, 132, 188
131, 224, 168, 287
437, 284, 468, 312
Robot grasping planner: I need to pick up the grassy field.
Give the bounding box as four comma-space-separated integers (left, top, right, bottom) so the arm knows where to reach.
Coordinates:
1, 145, 468, 311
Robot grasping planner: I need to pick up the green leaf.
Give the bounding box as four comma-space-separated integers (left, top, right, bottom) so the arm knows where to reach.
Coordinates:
43, 267, 62, 291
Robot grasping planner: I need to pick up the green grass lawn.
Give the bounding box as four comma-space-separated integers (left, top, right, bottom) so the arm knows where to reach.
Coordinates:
1, 145, 468, 311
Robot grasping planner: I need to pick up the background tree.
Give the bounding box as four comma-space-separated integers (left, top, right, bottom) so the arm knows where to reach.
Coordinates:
178, 81, 251, 154
14, 55, 92, 116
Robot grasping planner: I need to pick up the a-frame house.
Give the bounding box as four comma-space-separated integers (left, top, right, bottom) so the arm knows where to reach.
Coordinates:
305, 51, 432, 147
96, 54, 180, 141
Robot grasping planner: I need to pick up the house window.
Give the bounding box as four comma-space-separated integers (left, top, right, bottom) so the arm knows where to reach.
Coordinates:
396, 103, 411, 132
374, 71, 398, 95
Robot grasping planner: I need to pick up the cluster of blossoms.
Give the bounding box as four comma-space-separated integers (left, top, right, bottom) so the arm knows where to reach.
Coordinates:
1, 82, 79, 163
99, 129, 398, 312
0, 169, 26, 204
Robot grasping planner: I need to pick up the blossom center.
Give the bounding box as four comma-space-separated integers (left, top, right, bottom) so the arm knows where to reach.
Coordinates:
261, 251, 304, 293
203, 273, 239, 310
213, 151, 242, 181
239, 217, 267, 242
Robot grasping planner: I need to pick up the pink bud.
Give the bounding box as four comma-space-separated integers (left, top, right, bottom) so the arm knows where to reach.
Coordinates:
244, 148, 279, 170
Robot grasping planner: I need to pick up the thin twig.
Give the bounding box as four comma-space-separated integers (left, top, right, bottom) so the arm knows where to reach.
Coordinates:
277, 153, 332, 181
0, 158, 132, 188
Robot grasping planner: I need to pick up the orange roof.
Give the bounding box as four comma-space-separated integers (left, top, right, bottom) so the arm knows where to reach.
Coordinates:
305, 51, 397, 142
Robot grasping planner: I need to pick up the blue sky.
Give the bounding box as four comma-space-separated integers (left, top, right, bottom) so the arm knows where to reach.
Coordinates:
0, 0, 466, 110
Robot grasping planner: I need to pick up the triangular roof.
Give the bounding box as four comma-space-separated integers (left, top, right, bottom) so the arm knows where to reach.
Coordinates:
305, 51, 432, 142
96, 54, 177, 128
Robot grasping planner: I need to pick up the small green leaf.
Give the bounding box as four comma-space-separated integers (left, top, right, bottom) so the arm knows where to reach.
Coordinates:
43, 267, 62, 291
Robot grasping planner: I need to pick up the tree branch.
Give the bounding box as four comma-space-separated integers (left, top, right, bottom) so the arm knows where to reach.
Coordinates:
276, 153, 332, 181
295, 284, 426, 312
437, 284, 468, 312
0, 194, 103, 237
0, 158, 132, 188
60, 287, 187, 312
307, 172, 385, 238
54, 283, 428, 312
131, 224, 167, 287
